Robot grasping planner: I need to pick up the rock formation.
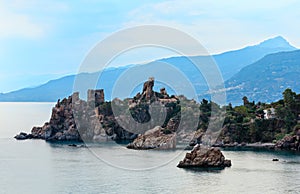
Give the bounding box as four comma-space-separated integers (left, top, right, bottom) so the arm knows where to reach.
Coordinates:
275, 129, 300, 151
14, 132, 33, 140
141, 77, 155, 101
177, 144, 232, 169
14, 77, 187, 145
127, 126, 176, 149
14, 77, 300, 154
14, 90, 134, 141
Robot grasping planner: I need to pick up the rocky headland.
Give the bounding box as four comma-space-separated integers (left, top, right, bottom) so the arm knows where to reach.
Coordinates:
14, 78, 190, 148
14, 79, 300, 153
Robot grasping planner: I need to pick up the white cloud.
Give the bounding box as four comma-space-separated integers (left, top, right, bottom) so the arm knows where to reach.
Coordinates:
0, 13, 44, 39
124, 0, 300, 53
0, 1, 44, 39
0, 0, 69, 39
8, 0, 69, 11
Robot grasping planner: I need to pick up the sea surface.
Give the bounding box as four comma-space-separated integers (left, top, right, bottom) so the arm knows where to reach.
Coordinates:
1, 102, 300, 194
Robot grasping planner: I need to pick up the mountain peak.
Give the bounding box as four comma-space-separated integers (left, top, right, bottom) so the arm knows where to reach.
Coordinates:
258, 36, 295, 49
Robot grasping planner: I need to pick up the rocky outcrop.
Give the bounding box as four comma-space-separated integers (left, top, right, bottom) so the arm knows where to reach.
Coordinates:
14, 132, 33, 140
177, 145, 232, 169
275, 131, 300, 151
142, 77, 155, 101
127, 126, 176, 149
15, 95, 81, 141
14, 77, 186, 144
14, 90, 135, 142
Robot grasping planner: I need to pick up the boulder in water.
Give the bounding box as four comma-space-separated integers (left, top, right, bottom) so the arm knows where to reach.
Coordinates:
177, 144, 232, 169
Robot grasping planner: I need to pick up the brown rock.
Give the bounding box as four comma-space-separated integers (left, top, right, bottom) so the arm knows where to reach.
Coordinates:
141, 77, 154, 100
275, 134, 300, 151
177, 145, 232, 169
127, 126, 176, 149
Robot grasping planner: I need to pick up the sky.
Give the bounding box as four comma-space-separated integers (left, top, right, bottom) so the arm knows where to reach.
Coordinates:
1, 0, 300, 93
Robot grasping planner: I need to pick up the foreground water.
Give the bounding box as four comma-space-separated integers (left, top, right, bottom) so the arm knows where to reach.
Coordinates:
1, 103, 300, 193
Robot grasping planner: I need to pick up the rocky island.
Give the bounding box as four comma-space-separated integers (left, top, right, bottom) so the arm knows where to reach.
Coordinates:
15, 77, 193, 149
15, 78, 300, 154
177, 144, 231, 169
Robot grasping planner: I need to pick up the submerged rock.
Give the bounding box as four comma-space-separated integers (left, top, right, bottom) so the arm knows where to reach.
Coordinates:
14, 132, 31, 140
177, 144, 232, 169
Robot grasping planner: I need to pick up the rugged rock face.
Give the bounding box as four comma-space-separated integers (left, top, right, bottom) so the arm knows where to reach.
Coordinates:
177, 145, 232, 169
127, 126, 176, 149
14, 89, 135, 142
123, 78, 204, 150
275, 131, 300, 151
15, 96, 81, 141
14, 77, 188, 144
142, 77, 155, 101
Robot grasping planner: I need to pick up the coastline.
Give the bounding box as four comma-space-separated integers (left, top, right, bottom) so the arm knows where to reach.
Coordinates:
214, 142, 276, 150
13, 79, 300, 154
215, 143, 300, 154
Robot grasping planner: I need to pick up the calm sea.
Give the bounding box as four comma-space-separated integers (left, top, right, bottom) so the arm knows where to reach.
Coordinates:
0, 102, 300, 194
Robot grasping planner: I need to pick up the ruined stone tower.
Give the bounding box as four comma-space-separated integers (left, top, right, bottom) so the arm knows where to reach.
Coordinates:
87, 89, 104, 106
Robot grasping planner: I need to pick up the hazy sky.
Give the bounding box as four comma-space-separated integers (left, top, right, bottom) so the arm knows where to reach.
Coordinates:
1, 0, 300, 92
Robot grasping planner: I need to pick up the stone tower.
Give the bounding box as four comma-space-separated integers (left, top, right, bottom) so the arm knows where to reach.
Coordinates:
87, 89, 104, 106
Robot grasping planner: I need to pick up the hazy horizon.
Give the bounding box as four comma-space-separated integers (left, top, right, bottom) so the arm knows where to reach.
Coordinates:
1, 0, 300, 92
0, 35, 298, 94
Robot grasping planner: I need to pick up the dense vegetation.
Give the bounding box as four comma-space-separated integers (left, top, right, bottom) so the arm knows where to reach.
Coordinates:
226, 50, 300, 103
111, 87, 300, 145
199, 88, 300, 144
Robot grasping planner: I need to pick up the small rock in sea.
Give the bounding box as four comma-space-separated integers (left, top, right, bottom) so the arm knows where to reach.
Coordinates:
272, 158, 279, 161
14, 132, 30, 140
68, 144, 77, 147
177, 144, 232, 169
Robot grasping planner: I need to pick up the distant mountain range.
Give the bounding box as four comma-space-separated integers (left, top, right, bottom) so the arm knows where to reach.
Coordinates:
212, 36, 296, 80
226, 50, 300, 103
0, 36, 297, 103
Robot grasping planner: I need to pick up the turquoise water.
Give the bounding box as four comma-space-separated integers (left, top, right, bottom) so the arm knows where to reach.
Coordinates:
1, 103, 300, 194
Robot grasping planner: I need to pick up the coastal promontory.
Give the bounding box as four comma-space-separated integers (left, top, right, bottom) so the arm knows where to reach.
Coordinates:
14, 79, 300, 153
